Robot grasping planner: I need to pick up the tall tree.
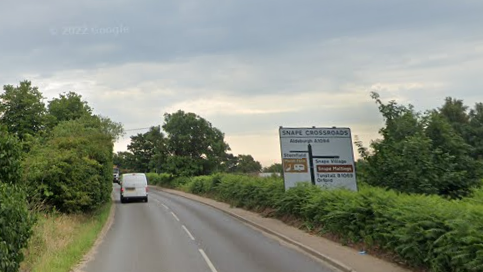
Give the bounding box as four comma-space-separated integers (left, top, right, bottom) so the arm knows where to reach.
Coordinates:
127, 126, 166, 173
234, 154, 262, 173
47, 91, 92, 127
163, 110, 230, 176
0, 125, 22, 185
468, 102, 483, 159
0, 80, 46, 140
113, 151, 137, 172
357, 93, 482, 198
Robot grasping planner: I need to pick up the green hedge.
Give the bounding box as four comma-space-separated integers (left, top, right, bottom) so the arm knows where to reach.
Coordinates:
146, 173, 174, 187
154, 173, 483, 272
0, 184, 34, 272
22, 118, 113, 213
0, 126, 34, 272
0, 126, 22, 185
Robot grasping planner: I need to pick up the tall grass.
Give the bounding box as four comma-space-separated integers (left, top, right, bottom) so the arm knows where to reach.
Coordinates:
20, 202, 111, 272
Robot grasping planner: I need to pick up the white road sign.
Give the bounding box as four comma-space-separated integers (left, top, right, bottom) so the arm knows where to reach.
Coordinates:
279, 127, 358, 191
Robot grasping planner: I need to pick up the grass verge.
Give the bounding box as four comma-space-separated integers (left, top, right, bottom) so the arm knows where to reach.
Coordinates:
20, 201, 112, 272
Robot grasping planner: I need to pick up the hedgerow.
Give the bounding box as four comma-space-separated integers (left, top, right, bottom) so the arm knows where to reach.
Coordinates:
0, 184, 34, 272
22, 118, 114, 213
152, 173, 483, 272
146, 173, 175, 187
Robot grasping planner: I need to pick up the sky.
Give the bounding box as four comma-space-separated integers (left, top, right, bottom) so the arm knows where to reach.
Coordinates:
1, 0, 483, 167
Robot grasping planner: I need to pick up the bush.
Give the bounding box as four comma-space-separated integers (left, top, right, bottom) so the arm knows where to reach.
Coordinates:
22, 118, 113, 213
146, 173, 174, 187
0, 126, 22, 185
0, 183, 34, 272
157, 173, 483, 271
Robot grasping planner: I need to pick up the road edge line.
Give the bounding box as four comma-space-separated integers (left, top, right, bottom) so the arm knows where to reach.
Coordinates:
153, 186, 355, 272
71, 193, 116, 272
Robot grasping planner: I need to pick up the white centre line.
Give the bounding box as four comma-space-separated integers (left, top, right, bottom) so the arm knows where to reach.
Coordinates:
170, 212, 180, 221
182, 225, 195, 240
199, 249, 219, 272
161, 203, 169, 210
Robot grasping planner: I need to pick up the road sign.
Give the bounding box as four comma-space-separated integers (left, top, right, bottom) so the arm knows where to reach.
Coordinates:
279, 127, 358, 191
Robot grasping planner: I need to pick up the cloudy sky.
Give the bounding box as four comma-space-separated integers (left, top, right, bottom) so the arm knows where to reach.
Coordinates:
1, 0, 483, 166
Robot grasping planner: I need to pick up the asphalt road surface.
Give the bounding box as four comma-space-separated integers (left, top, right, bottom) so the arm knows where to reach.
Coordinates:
82, 184, 336, 272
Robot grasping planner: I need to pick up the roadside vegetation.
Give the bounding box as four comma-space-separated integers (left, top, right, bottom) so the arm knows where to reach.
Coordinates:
148, 174, 483, 272
0, 81, 122, 271
3, 78, 483, 272
144, 93, 483, 272
20, 203, 111, 272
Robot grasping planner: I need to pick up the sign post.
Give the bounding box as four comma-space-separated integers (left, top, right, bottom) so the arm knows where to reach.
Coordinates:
279, 127, 358, 191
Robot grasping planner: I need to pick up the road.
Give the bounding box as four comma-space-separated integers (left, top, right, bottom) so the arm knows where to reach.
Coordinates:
81, 184, 336, 272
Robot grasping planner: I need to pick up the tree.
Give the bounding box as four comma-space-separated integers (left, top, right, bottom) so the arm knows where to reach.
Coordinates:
262, 163, 283, 174
234, 154, 262, 173
437, 98, 483, 161
0, 126, 22, 185
113, 151, 137, 172
0, 80, 46, 140
162, 110, 230, 176
468, 102, 483, 159
127, 126, 166, 173
358, 93, 482, 198
438, 97, 470, 136
47, 91, 92, 128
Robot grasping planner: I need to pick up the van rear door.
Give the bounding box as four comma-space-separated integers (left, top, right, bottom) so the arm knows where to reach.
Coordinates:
122, 175, 147, 197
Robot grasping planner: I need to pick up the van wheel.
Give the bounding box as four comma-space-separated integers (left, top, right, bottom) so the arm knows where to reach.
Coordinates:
145, 197, 148, 203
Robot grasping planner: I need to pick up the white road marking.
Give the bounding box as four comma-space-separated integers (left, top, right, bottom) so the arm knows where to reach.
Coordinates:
161, 203, 169, 210
182, 225, 195, 240
199, 249, 219, 272
170, 212, 180, 221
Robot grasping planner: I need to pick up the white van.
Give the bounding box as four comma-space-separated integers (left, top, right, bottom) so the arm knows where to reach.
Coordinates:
120, 173, 148, 203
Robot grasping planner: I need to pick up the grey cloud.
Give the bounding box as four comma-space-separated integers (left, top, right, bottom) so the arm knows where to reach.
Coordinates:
1, 0, 483, 159
2, 0, 483, 76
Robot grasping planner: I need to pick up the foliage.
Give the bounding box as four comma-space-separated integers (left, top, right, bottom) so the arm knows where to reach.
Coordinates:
22, 117, 115, 213
46, 92, 93, 128
262, 163, 283, 175
146, 173, 174, 187
235, 154, 262, 173
0, 80, 46, 140
0, 183, 34, 272
114, 111, 263, 176
113, 151, 137, 173
0, 126, 22, 185
225, 154, 262, 173
163, 110, 231, 176
156, 173, 483, 271
357, 93, 483, 198
127, 126, 166, 173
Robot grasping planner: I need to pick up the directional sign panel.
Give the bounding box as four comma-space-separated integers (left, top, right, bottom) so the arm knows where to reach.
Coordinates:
279, 127, 358, 191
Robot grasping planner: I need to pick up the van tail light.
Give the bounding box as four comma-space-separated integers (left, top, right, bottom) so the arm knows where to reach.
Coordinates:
121, 187, 124, 193
146, 186, 149, 192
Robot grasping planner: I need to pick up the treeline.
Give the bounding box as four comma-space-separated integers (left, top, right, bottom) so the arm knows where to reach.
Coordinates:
357, 93, 483, 199
114, 110, 269, 176
0, 81, 122, 271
